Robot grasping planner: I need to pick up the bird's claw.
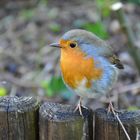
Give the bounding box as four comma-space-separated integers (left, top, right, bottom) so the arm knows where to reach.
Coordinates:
74, 98, 88, 116
107, 101, 121, 114
74, 102, 83, 116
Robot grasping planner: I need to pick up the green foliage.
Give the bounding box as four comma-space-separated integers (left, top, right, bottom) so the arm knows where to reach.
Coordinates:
48, 23, 61, 33
20, 9, 35, 20
40, 0, 48, 5
41, 77, 66, 97
96, 0, 116, 17
122, 0, 140, 5
127, 106, 139, 111
82, 22, 109, 39
0, 87, 7, 96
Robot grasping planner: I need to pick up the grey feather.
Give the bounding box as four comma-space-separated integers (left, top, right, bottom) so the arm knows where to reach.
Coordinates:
62, 29, 124, 69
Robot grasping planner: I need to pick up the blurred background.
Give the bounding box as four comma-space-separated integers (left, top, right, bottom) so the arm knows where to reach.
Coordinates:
0, 0, 140, 111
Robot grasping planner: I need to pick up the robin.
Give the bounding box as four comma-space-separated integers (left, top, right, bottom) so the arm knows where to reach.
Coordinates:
50, 29, 124, 115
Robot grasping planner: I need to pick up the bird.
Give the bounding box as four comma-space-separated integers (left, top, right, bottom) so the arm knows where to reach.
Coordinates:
50, 29, 124, 115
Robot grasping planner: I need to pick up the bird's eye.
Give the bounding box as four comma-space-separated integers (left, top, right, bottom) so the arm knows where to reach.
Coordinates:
69, 42, 77, 48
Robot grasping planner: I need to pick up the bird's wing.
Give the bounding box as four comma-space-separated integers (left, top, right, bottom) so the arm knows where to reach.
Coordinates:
93, 40, 124, 69
107, 54, 124, 69
78, 32, 124, 69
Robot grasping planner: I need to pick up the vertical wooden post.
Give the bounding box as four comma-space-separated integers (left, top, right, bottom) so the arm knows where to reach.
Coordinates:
0, 96, 39, 140
39, 102, 93, 140
95, 108, 140, 140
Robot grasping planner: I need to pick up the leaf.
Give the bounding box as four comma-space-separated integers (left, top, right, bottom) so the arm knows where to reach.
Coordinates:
52, 77, 66, 91
82, 22, 109, 39
48, 23, 61, 33
41, 77, 67, 97
127, 106, 139, 111
40, 0, 48, 5
96, 0, 116, 17
0, 87, 7, 96
20, 9, 35, 20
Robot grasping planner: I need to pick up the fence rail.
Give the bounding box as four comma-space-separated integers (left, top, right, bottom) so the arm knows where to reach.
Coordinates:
0, 96, 139, 140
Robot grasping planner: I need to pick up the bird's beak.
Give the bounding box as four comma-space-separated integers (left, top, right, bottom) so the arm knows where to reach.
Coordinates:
49, 43, 61, 48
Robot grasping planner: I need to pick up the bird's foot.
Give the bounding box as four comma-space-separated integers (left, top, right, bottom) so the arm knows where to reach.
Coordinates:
74, 98, 87, 116
107, 101, 120, 114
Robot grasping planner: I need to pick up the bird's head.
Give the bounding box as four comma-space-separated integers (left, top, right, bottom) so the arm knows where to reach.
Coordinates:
50, 29, 111, 58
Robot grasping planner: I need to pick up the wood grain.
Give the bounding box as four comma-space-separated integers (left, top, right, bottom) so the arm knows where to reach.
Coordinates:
95, 108, 140, 140
39, 102, 93, 140
0, 96, 39, 140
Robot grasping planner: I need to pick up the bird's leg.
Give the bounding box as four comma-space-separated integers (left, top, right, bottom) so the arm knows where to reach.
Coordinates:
74, 97, 83, 116
107, 100, 115, 113
107, 97, 121, 114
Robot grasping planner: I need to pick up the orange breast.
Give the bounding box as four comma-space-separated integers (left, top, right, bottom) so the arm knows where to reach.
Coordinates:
60, 48, 102, 89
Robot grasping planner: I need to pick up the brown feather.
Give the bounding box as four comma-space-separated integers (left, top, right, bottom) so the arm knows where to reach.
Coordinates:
109, 55, 124, 69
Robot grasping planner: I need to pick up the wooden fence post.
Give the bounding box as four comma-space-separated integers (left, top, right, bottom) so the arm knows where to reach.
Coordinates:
39, 102, 93, 140
0, 96, 39, 140
95, 108, 140, 140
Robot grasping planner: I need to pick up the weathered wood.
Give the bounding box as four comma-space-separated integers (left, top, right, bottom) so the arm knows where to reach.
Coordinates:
95, 108, 140, 140
0, 96, 39, 140
39, 102, 93, 140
